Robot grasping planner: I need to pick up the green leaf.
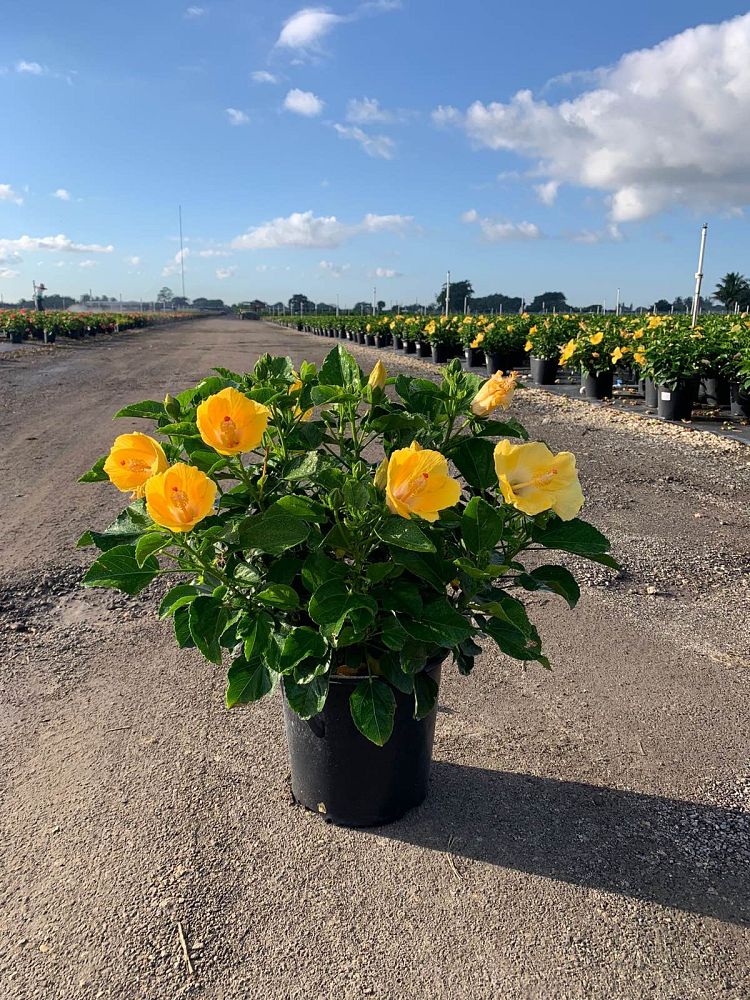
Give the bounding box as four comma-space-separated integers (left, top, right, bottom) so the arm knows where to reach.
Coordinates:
391, 549, 454, 592
114, 400, 165, 420
450, 437, 497, 490
376, 653, 414, 694
350, 678, 395, 746
472, 418, 528, 440
173, 605, 196, 648
319, 344, 362, 389
226, 656, 276, 708
366, 562, 399, 585
256, 584, 299, 610
369, 412, 428, 434
234, 563, 261, 585
189, 450, 228, 474
378, 580, 423, 617
135, 532, 168, 567
284, 675, 329, 720
376, 518, 436, 553
461, 496, 505, 553
239, 513, 309, 556
238, 614, 272, 660
301, 551, 348, 592
188, 597, 228, 665
532, 517, 619, 568
400, 598, 473, 647
310, 385, 359, 406
482, 617, 549, 668
519, 565, 581, 609
157, 421, 199, 437
158, 584, 200, 618
282, 452, 323, 482
82, 544, 159, 595
78, 455, 108, 483
309, 581, 377, 630
279, 627, 327, 672
76, 501, 152, 551
270, 495, 327, 523
413, 671, 439, 720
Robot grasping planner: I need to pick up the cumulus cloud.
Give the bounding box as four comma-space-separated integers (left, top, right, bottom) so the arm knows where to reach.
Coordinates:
346, 96, 406, 124
333, 124, 395, 159
162, 247, 190, 277
434, 13, 750, 221
371, 267, 402, 278
216, 266, 237, 279
231, 210, 413, 250
283, 89, 324, 117
275, 3, 401, 56
79, 260, 97, 269
252, 70, 278, 84
125, 255, 142, 266
52, 188, 71, 201
16, 60, 44, 75
571, 224, 623, 244
197, 248, 232, 257
225, 107, 250, 126
0, 184, 23, 205
185, 6, 206, 17
535, 181, 559, 206
319, 259, 351, 278
0, 234, 113, 255
462, 212, 542, 242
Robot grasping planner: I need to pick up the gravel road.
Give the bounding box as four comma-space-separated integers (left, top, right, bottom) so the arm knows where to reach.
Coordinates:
0, 318, 748, 1000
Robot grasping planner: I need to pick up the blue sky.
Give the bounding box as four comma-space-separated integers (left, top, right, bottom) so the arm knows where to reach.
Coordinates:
1, 0, 749, 307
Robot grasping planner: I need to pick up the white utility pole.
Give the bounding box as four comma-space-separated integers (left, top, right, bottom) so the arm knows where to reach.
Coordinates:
615, 288, 620, 316
178, 205, 186, 303
445, 271, 451, 317
372, 287, 377, 315
691, 223, 708, 328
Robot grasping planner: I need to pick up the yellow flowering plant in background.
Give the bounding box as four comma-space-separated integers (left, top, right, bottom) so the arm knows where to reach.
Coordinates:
78, 347, 616, 746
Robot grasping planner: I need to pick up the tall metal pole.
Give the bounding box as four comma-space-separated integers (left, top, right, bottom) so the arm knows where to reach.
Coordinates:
372, 287, 377, 315
445, 270, 450, 318
178, 205, 186, 302
615, 287, 620, 316
691, 223, 708, 328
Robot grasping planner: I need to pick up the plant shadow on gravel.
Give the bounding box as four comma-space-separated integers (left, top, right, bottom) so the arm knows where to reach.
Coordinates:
380, 763, 749, 926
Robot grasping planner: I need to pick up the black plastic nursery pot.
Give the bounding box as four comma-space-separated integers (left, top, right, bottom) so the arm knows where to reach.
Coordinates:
644, 378, 658, 408
485, 351, 515, 375
392, 335, 404, 351
417, 341, 432, 359
283, 660, 443, 828
375, 333, 390, 348
431, 344, 450, 364
365, 334, 376, 347
657, 381, 694, 421
465, 347, 485, 368
403, 340, 416, 354
357, 331, 366, 345
583, 369, 613, 399
730, 381, 750, 420
702, 377, 730, 409
530, 356, 559, 385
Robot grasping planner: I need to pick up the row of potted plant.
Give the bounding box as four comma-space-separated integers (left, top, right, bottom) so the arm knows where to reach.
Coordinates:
279, 313, 750, 422
0, 309, 197, 344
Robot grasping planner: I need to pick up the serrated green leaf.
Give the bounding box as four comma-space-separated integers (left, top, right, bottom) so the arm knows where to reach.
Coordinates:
188, 597, 228, 665
114, 400, 165, 420
279, 627, 327, 672
255, 584, 299, 610
532, 517, 619, 568
519, 565, 581, 608
78, 455, 108, 483
239, 513, 309, 555
83, 544, 159, 595
135, 532, 168, 567
413, 671, 439, 720
461, 496, 505, 554
376, 518, 436, 553
226, 656, 276, 708
284, 675, 329, 720
450, 437, 497, 490
350, 678, 395, 746
158, 584, 200, 618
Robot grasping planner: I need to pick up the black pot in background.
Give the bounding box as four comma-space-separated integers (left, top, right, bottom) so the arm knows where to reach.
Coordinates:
644, 378, 658, 408
365, 334, 376, 347
417, 341, 432, 359
283, 661, 443, 828
730, 381, 750, 420
431, 344, 449, 364
403, 340, 416, 354
583, 369, 613, 399
465, 347, 485, 368
357, 331, 366, 345
393, 335, 404, 351
375, 333, 390, 349
530, 357, 559, 385
702, 376, 730, 409
485, 351, 514, 375
657, 381, 693, 421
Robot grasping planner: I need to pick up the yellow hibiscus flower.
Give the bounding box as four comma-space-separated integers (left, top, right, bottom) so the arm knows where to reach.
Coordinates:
145, 463, 217, 533
104, 433, 168, 498
471, 371, 518, 417
196, 387, 270, 456
383, 442, 461, 522
493, 440, 584, 521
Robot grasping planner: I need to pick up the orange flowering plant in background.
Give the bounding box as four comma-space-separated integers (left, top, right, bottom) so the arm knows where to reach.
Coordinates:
78, 347, 615, 745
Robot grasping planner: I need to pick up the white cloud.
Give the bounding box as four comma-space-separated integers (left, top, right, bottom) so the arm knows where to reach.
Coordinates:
0, 184, 23, 206
125, 255, 142, 266
319, 260, 351, 278
79, 259, 97, 269
535, 181, 559, 206
0, 268, 21, 279
198, 248, 232, 257
346, 97, 392, 124
256, 264, 270, 272
216, 266, 238, 279
435, 13, 750, 222
571, 224, 623, 244
276, 8, 344, 51
225, 107, 250, 126
0, 234, 113, 255
185, 6, 206, 17
252, 70, 279, 84
52, 188, 71, 201
333, 124, 395, 159
462, 213, 542, 242
231, 210, 413, 250
162, 248, 191, 277
283, 88, 324, 117
371, 267, 402, 278
16, 60, 44, 75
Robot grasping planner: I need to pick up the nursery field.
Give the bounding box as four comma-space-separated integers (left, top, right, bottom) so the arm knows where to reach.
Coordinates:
0, 317, 748, 999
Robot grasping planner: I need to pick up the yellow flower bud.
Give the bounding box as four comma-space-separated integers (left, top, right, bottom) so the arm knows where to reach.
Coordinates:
367, 360, 387, 391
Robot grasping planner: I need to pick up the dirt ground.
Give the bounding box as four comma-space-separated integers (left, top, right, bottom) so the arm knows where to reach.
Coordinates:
0, 317, 748, 1000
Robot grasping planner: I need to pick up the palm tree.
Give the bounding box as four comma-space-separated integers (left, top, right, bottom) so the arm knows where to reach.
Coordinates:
713, 272, 750, 312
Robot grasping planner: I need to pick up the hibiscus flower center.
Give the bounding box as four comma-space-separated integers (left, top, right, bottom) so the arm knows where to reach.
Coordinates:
218, 415, 240, 449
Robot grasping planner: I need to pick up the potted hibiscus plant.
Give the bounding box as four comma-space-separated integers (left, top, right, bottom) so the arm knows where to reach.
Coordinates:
78, 347, 615, 827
